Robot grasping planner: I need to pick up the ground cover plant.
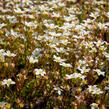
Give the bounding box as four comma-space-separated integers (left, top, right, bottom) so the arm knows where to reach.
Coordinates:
0, 0, 109, 108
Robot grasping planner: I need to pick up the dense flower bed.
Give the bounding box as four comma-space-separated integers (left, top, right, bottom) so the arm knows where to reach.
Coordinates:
0, 0, 109, 108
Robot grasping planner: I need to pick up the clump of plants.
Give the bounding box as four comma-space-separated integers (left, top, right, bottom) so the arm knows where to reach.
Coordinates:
0, 0, 109, 109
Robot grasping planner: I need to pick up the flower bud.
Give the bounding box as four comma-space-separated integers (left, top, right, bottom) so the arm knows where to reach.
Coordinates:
77, 87, 82, 93
4, 63, 9, 67
32, 40, 37, 45
57, 96, 62, 101
10, 63, 15, 68
101, 104, 106, 109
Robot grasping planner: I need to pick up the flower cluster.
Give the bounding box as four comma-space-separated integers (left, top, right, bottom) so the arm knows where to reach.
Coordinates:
0, 0, 108, 108
1, 79, 15, 87
88, 85, 103, 95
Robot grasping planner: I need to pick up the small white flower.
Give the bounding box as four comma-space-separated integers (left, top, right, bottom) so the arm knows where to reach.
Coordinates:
75, 25, 84, 31
78, 60, 87, 66
94, 40, 104, 47
2, 79, 15, 87
105, 86, 109, 90
52, 12, 60, 18
88, 85, 103, 95
98, 23, 107, 30
90, 12, 99, 19
83, 18, 94, 24
55, 47, 66, 53
53, 55, 66, 63
0, 101, 7, 108
11, 29, 18, 36
60, 62, 72, 68
92, 88, 103, 95
14, 8, 24, 14
79, 66, 90, 74
103, 52, 109, 60
66, 73, 86, 80
25, 21, 37, 28
94, 69, 105, 76
83, 42, 94, 49
90, 47, 97, 53
32, 48, 42, 57
4, 51, 16, 57
29, 56, 38, 63
60, 39, 70, 45
0, 23, 6, 29
48, 44, 56, 48
66, 74, 74, 79
0, 49, 5, 60
54, 86, 62, 95
90, 103, 99, 109
88, 85, 98, 93
34, 68, 46, 76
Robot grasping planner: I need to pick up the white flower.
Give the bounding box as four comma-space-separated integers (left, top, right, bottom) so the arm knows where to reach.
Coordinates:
11, 29, 18, 36
55, 47, 66, 53
83, 18, 94, 24
105, 12, 109, 18
92, 88, 103, 95
29, 56, 38, 63
74, 73, 86, 79
90, 103, 99, 109
98, 23, 107, 30
102, 52, 109, 60
4, 51, 16, 57
99, 45, 106, 51
64, 16, 72, 22
94, 69, 105, 76
25, 21, 37, 28
10, 29, 23, 38
22, 0, 32, 4
32, 48, 42, 57
88, 85, 98, 93
39, 5, 46, 11
72, 35, 83, 39
0, 49, 5, 60
66, 73, 86, 80
105, 86, 109, 90
0, 101, 7, 108
54, 86, 62, 95
53, 55, 66, 63
37, 35, 46, 41
28, 15, 35, 19
14, 8, 24, 14
48, 44, 56, 48
60, 62, 72, 68
83, 42, 94, 48
88, 85, 103, 95
78, 60, 86, 66
90, 12, 99, 19
60, 39, 70, 45
58, 2, 65, 7
90, 47, 97, 53
66, 74, 74, 79
9, 18, 18, 24
67, 0, 77, 3
75, 25, 85, 31
79, 66, 90, 74
52, 12, 60, 18
94, 40, 104, 47
0, 23, 6, 29
34, 68, 46, 76
2, 79, 15, 87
